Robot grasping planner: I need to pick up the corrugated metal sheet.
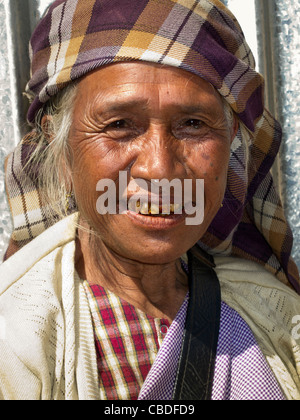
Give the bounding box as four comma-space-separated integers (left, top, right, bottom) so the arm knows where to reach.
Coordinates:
0, 0, 299, 266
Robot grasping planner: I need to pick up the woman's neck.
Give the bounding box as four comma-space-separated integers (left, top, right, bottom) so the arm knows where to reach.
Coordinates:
75, 224, 188, 322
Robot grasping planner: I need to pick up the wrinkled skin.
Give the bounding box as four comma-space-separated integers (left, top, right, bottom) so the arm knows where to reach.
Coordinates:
66, 62, 237, 320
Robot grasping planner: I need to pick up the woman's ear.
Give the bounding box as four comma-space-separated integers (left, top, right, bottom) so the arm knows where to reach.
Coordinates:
41, 115, 54, 143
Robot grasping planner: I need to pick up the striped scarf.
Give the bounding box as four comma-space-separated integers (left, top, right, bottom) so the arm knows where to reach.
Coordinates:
4, 0, 299, 293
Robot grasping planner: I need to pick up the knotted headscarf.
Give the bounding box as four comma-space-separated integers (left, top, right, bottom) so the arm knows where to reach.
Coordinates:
5, 0, 300, 293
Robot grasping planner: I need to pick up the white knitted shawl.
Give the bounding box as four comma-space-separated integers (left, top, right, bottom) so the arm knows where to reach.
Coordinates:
0, 214, 98, 400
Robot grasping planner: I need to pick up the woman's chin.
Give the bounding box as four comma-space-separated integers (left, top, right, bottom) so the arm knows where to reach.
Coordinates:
107, 234, 195, 265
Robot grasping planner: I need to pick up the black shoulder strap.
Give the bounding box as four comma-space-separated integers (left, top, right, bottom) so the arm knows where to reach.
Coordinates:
173, 246, 221, 400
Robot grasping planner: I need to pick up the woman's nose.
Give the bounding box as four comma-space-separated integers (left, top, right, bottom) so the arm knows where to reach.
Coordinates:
130, 125, 187, 182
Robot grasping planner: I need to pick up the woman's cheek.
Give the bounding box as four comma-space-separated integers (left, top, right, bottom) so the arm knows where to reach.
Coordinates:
190, 146, 230, 208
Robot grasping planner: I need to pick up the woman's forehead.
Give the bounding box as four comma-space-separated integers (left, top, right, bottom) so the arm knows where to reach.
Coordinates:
76, 62, 221, 106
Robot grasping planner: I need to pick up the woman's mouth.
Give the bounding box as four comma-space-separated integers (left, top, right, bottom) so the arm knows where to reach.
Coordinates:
128, 200, 182, 217
123, 199, 186, 229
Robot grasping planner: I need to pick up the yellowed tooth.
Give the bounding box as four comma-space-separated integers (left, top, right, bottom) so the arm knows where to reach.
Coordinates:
168, 204, 182, 213
162, 204, 170, 214
135, 200, 141, 213
149, 204, 160, 215
140, 202, 149, 214
128, 199, 142, 213
128, 200, 137, 212
174, 204, 181, 212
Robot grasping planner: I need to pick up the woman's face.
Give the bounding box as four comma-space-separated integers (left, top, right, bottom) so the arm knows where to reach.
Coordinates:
68, 62, 236, 264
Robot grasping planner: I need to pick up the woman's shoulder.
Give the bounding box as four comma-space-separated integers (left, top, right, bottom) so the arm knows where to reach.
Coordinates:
0, 214, 79, 324
214, 255, 300, 344
0, 213, 79, 294
0, 213, 83, 400
214, 255, 300, 311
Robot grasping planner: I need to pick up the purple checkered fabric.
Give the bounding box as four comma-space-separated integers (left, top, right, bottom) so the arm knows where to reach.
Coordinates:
211, 303, 285, 400
138, 295, 189, 400
139, 300, 285, 400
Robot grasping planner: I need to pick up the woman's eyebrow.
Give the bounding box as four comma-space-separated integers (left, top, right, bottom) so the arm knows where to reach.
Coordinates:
94, 95, 150, 113
178, 105, 215, 114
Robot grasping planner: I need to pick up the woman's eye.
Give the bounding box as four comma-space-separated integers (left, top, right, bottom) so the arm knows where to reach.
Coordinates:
103, 119, 140, 140
108, 120, 128, 129
174, 118, 208, 140
185, 119, 203, 130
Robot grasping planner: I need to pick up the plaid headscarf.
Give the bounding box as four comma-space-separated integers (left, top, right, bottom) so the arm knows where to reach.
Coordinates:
4, 0, 300, 293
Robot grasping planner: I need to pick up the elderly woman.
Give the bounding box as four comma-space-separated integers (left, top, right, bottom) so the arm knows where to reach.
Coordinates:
0, 0, 299, 401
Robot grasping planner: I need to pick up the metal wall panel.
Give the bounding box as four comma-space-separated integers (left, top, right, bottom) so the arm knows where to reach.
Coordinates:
274, 0, 300, 268
256, 0, 300, 267
0, 0, 18, 260
0, 0, 299, 267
